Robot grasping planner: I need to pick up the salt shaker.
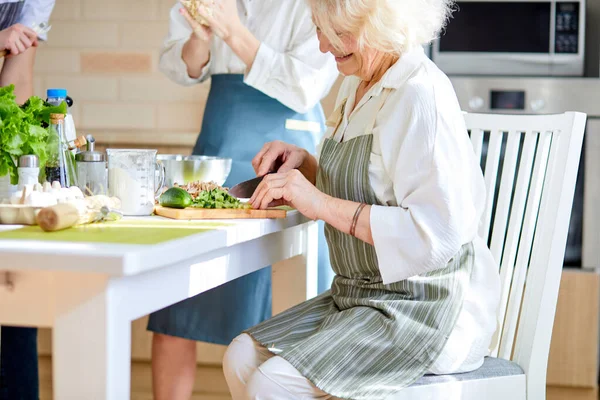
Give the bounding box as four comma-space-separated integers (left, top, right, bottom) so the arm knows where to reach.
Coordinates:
75, 135, 107, 196
17, 155, 40, 190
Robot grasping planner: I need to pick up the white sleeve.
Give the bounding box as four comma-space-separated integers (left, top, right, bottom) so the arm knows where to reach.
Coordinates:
18, 0, 55, 41
370, 83, 480, 284
243, 6, 338, 114
158, 4, 211, 86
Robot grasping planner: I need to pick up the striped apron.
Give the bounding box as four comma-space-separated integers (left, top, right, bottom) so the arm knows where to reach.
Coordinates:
0, 1, 23, 30
247, 90, 474, 399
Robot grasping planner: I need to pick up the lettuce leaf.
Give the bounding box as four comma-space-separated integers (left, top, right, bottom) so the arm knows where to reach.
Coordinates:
0, 85, 65, 184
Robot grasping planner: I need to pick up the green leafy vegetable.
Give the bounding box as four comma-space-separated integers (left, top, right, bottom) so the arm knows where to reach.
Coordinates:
0, 84, 68, 184
191, 188, 250, 209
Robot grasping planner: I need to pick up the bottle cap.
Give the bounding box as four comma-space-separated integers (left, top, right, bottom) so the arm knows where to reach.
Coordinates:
75, 151, 105, 162
19, 155, 39, 168
47, 88, 67, 98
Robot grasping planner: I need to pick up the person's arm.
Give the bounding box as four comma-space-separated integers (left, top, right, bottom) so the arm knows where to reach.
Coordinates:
181, 34, 211, 79
0, 46, 36, 103
159, 4, 212, 86
18, 0, 55, 41
251, 83, 482, 285
197, 1, 338, 114
360, 85, 482, 285
223, 23, 259, 71
242, 8, 338, 114
0, 0, 54, 103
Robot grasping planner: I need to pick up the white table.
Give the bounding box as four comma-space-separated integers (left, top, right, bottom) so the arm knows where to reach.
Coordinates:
0, 212, 318, 399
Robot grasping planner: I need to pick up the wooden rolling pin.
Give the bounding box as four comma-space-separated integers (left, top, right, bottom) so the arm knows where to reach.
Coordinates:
36, 203, 80, 232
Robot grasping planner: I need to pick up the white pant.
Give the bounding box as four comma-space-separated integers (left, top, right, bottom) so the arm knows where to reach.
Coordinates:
223, 334, 333, 400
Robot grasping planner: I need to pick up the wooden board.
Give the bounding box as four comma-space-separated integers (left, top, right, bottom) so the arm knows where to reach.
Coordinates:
546, 270, 599, 388
154, 205, 287, 220
547, 386, 598, 400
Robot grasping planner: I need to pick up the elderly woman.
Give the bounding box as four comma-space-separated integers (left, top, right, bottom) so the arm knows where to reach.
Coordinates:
222, 0, 501, 399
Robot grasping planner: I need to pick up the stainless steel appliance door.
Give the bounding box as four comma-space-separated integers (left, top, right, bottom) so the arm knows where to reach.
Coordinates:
432, 0, 585, 76
439, 2, 551, 53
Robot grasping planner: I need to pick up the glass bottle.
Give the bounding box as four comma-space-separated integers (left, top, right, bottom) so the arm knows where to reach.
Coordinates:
46, 88, 77, 146
45, 113, 76, 187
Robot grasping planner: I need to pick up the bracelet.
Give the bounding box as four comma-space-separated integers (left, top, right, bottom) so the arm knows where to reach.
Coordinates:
350, 203, 367, 237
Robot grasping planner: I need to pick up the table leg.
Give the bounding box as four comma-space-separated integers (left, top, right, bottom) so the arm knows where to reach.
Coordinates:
272, 221, 319, 314
53, 276, 131, 400
304, 221, 319, 300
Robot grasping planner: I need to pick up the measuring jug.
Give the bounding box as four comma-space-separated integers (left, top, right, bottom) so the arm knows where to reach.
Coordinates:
107, 149, 165, 216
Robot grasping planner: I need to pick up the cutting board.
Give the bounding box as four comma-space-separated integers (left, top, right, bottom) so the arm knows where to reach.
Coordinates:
154, 205, 287, 220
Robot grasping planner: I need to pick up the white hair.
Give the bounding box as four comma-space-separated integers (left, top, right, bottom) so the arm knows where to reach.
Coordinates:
309, 0, 455, 55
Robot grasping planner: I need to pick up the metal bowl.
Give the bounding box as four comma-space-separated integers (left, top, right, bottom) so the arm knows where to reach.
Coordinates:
157, 155, 232, 187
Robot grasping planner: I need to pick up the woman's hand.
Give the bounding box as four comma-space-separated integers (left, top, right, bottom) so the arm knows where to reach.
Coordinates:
0, 24, 38, 56
252, 141, 309, 177
250, 169, 327, 221
194, 0, 260, 68
179, 3, 212, 79
195, 0, 242, 41
179, 3, 212, 41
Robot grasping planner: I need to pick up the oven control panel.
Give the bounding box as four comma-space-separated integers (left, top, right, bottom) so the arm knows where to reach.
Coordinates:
449, 77, 600, 117
555, 2, 580, 54
466, 90, 545, 113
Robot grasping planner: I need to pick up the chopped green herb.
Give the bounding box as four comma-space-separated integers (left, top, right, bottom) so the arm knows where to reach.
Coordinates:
191, 188, 250, 209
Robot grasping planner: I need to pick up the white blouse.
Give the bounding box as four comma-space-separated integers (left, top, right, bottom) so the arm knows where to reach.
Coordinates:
320, 47, 501, 374
159, 0, 339, 114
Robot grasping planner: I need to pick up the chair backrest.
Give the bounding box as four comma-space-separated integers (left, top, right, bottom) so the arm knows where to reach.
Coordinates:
464, 111, 586, 397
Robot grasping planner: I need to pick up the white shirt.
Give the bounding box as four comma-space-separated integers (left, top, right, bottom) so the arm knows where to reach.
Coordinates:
0, 0, 55, 40
160, 0, 339, 114
320, 47, 501, 374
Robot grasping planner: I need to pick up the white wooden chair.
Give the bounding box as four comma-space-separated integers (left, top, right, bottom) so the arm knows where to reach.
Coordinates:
391, 111, 587, 400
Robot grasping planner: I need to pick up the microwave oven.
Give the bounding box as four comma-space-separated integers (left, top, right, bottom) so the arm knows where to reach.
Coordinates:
431, 0, 586, 76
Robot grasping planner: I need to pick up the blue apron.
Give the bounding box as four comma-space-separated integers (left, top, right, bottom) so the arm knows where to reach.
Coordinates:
148, 74, 332, 344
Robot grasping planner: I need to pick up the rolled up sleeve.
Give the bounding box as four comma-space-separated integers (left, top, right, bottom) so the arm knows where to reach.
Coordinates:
158, 4, 211, 86
19, 0, 55, 41
243, 6, 338, 114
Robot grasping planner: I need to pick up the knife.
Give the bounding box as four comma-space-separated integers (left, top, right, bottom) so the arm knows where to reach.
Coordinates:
228, 174, 271, 198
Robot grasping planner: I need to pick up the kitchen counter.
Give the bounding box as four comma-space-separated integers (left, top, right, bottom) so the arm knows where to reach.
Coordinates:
0, 213, 318, 400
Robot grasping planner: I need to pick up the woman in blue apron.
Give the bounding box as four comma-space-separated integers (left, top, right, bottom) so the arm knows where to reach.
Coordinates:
147, 1, 339, 398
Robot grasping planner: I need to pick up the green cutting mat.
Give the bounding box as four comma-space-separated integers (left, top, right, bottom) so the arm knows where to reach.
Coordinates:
0, 219, 231, 245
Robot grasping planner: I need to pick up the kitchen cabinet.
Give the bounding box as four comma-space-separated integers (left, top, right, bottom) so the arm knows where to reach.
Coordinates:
546, 269, 599, 399
547, 387, 597, 400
